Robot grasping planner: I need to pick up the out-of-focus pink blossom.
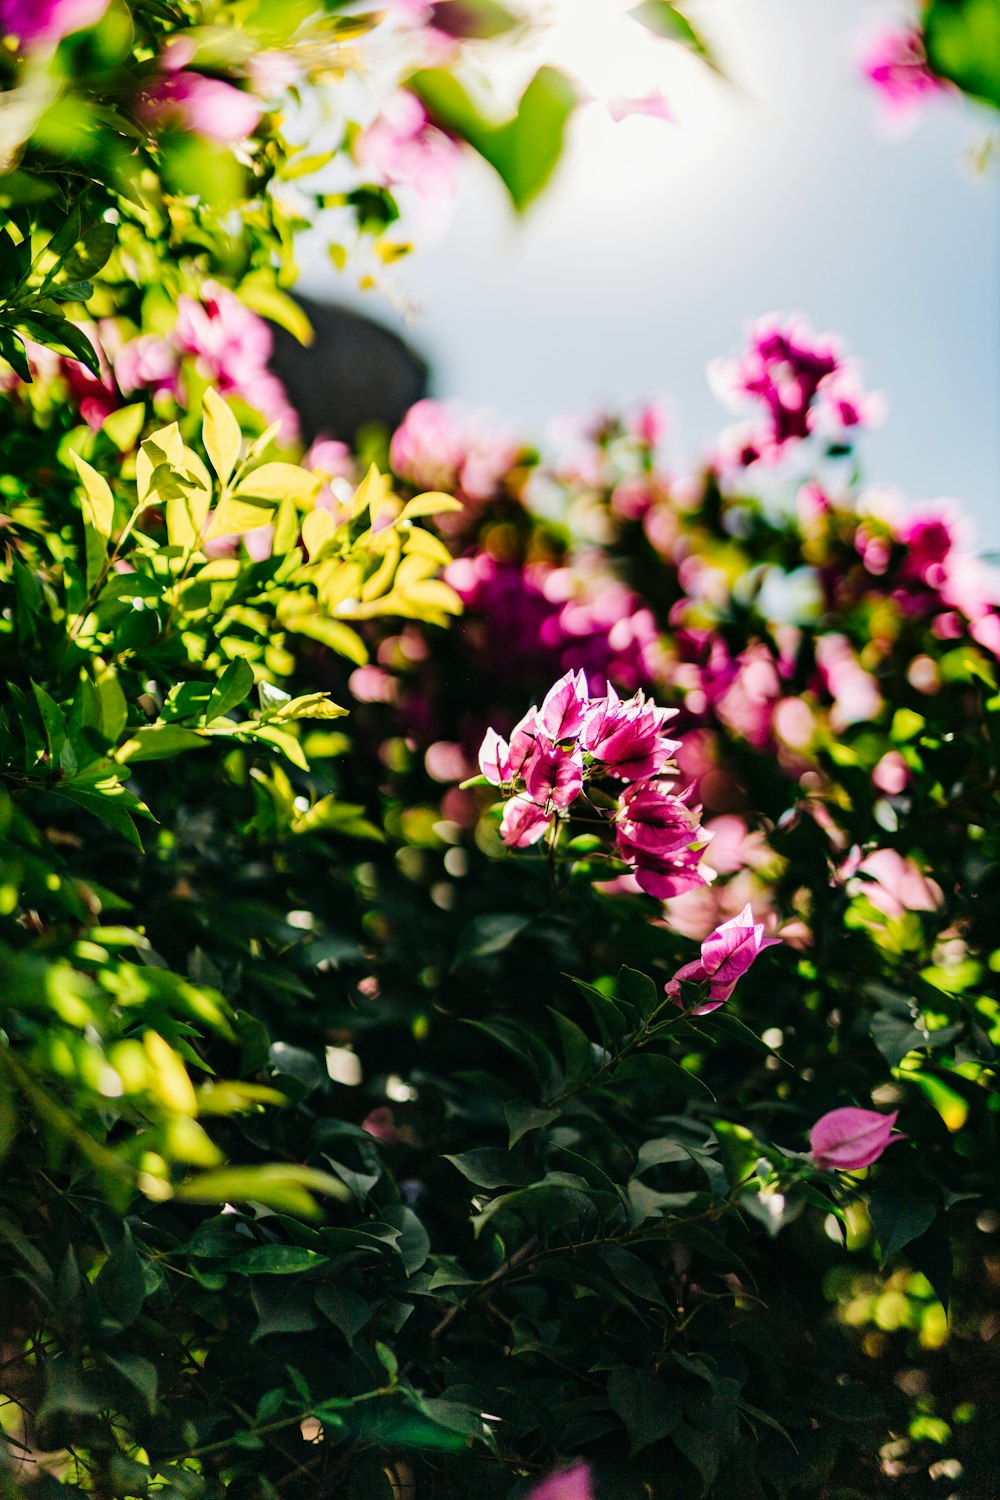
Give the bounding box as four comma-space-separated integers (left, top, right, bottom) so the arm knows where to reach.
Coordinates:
665, 902, 779, 1012
527, 1464, 594, 1500
810, 1107, 900, 1171
1, 0, 107, 48
862, 27, 947, 117
710, 315, 879, 465
391, 399, 516, 502
358, 90, 461, 201
141, 72, 263, 144
852, 848, 942, 920
114, 334, 179, 397
608, 91, 673, 123
872, 751, 909, 796
248, 50, 301, 100
175, 282, 298, 440
815, 633, 882, 730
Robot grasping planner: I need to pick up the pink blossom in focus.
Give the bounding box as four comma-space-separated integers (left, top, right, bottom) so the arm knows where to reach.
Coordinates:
862, 27, 947, 117
524, 741, 584, 809
141, 72, 263, 144
528, 1464, 594, 1500
358, 90, 461, 201
537, 669, 590, 741
499, 796, 551, 848
614, 783, 709, 900
1, 0, 108, 48
581, 686, 680, 780
809, 1107, 900, 1171
665, 903, 779, 1012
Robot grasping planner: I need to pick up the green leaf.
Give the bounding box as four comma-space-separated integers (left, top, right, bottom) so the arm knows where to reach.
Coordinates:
868, 1185, 938, 1268
117, 726, 208, 763
235, 461, 320, 503
504, 1099, 559, 1146
207, 656, 255, 723
452, 912, 530, 967
618, 964, 659, 1021
175, 1165, 349, 1217
628, 0, 718, 67
410, 66, 579, 211
548, 1007, 596, 1090
924, 0, 1000, 108
607, 1367, 681, 1455
227, 1245, 328, 1275
444, 1148, 535, 1188
95, 1228, 147, 1328
102, 403, 145, 451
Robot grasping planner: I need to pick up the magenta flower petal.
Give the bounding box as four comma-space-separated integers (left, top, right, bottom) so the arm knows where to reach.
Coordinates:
537, 669, 590, 741
524, 743, 583, 810
499, 796, 551, 849
478, 727, 509, 785
809, 1107, 900, 1171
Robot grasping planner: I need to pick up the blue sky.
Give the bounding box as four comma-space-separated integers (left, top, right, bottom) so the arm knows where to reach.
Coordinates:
301, 0, 1000, 547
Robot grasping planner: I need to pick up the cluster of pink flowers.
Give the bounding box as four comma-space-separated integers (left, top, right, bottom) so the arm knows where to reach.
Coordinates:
31, 286, 299, 440
478, 671, 710, 899
390, 398, 518, 503
447, 553, 662, 699
710, 314, 883, 468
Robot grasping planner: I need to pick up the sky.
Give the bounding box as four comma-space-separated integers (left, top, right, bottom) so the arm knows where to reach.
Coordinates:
299, 0, 1000, 548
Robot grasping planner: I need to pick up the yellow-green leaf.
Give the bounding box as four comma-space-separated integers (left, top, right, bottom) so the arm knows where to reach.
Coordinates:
399, 491, 464, 521
350, 463, 392, 519
70, 450, 114, 542
102, 403, 145, 452
205, 495, 275, 542
174, 1164, 348, 1216
165, 449, 213, 549
202, 388, 242, 486
235, 462, 320, 504
301, 507, 336, 559
137, 423, 184, 501
261, 692, 348, 724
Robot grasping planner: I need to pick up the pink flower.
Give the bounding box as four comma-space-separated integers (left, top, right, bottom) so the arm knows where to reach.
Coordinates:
852, 849, 942, 920
528, 1464, 594, 1500
524, 741, 583, 810
809, 1107, 900, 1171
141, 72, 263, 145
175, 282, 298, 440
391, 399, 516, 501
114, 334, 179, 397
815, 634, 882, 731
608, 91, 673, 123
862, 27, 947, 117
1, 0, 107, 49
872, 751, 909, 796
581, 686, 680, 781
665, 903, 779, 1012
710, 314, 879, 465
615, 782, 710, 900
499, 796, 551, 849
537, 669, 590, 742
357, 89, 461, 201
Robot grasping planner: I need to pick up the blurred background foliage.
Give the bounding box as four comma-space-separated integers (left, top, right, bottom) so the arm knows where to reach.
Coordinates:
1, 0, 1000, 1498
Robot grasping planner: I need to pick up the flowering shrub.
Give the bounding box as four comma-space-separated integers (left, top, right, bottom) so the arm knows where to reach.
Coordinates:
2, 2, 1000, 1499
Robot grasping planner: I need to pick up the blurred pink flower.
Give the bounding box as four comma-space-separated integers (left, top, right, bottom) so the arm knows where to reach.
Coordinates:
872, 751, 909, 796
528, 1465, 594, 1500
175, 282, 298, 439
391, 398, 515, 500
815, 634, 882, 730
114, 334, 179, 397
608, 91, 673, 123
141, 71, 263, 144
852, 848, 942, 919
1, 0, 107, 48
862, 27, 947, 117
358, 90, 461, 201
665, 902, 779, 1012
810, 1106, 900, 1171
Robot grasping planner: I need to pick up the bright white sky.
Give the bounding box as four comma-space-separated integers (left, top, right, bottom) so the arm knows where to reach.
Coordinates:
300, 0, 1000, 547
